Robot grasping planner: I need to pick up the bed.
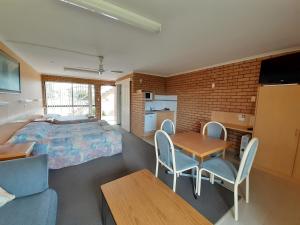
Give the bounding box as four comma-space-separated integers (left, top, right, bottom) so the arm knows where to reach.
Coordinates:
8, 121, 122, 169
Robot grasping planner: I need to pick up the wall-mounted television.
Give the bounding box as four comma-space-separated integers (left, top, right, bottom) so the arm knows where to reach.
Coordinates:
259, 52, 300, 85
0, 50, 21, 93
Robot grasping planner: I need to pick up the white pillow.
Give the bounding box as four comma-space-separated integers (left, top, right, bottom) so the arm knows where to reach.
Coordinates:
0, 186, 15, 207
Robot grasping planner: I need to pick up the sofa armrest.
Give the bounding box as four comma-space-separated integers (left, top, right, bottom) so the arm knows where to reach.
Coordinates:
0, 154, 49, 198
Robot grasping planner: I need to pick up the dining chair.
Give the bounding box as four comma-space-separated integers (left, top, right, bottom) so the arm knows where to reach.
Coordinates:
202, 121, 227, 158
154, 130, 199, 192
160, 119, 175, 135
197, 138, 259, 221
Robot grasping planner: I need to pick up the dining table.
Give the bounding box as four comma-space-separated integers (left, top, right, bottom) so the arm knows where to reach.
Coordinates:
170, 131, 230, 163
170, 131, 230, 191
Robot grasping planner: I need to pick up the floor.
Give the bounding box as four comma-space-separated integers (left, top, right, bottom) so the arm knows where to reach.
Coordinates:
144, 134, 300, 225
49, 129, 300, 225
49, 128, 235, 225
217, 169, 300, 225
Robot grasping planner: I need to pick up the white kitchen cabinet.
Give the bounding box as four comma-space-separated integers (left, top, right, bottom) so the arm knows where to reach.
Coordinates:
144, 113, 157, 133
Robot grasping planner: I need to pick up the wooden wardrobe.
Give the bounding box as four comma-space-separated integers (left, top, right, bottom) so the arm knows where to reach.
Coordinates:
253, 85, 300, 181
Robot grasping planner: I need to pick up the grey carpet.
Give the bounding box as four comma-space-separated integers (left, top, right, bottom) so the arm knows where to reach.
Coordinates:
49, 129, 234, 225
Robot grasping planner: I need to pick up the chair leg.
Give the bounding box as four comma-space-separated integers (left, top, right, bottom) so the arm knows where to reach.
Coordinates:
234, 184, 239, 221
173, 173, 177, 192
246, 176, 249, 203
195, 167, 199, 195
155, 160, 159, 177
197, 170, 203, 196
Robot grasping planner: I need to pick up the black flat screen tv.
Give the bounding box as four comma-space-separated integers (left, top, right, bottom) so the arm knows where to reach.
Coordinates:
259, 52, 300, 84
0, 50, 21, 93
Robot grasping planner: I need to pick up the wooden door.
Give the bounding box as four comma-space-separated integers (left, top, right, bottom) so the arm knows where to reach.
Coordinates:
292, 132, 300, 180
254, 85, 300, 176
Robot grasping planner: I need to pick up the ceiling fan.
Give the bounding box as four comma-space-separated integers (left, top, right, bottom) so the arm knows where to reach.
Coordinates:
64, 56, 123, 75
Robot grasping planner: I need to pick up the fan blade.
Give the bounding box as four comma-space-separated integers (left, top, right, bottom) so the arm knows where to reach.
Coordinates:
64, 66, 99, 73
110, 70, 124, 73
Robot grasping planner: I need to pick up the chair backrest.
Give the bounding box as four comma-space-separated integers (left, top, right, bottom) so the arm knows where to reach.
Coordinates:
160, 119, 175, 135
236, 138, 259, 183
154, 130, 176, 171
0, 154, 49, 198
202, 121, 227, 141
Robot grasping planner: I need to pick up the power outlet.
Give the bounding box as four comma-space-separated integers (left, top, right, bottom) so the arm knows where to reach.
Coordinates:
238, 114, 246, 122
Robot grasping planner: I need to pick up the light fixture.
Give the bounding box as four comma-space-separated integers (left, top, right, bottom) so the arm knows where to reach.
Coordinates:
59, 0, 162, 33
101, 13, 119, 21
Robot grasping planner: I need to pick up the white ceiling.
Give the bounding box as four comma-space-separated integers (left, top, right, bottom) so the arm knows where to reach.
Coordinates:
0, 0, 299, 80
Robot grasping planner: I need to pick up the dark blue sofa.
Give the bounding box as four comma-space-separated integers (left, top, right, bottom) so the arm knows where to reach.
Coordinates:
0, 155, 57, 225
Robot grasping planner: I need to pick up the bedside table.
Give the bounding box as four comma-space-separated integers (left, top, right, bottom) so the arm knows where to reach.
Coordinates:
0, 142, 35, 161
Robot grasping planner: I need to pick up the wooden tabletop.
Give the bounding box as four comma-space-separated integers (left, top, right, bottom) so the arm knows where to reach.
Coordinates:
101, 169, 212, 225
0, 142, 35, 161
171, 131, 230, 158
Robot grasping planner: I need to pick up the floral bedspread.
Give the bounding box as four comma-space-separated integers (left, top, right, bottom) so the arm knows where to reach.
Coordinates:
8, 121, 122, 169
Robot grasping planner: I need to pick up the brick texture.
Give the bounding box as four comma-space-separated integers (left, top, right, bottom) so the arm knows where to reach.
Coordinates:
166, 59, 261, 151
132, 73, 166, 94
129, 73, 165, 137
131, 92, 145, 137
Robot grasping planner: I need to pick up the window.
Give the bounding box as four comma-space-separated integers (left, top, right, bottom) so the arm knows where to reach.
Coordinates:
45, 81, 95, 116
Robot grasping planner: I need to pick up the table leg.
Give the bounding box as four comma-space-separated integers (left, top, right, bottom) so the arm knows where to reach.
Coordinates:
192, 153, 196, 193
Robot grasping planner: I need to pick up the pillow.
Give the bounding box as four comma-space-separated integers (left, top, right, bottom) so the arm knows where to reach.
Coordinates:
0, 186, 15, 207
98, 120, 109, 126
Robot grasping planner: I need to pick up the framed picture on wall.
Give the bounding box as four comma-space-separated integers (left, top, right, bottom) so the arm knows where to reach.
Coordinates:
0, 50, 21, 93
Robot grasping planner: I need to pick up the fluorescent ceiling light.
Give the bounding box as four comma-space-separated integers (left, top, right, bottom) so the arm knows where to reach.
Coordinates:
101, 13, 119, 21
59, 0, 162, 33
60, 0, 89, 10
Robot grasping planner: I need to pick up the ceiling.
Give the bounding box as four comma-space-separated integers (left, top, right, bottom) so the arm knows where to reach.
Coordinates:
0, 0, 299, 80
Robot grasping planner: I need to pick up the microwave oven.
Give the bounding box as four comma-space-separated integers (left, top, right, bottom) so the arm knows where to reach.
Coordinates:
144, 92, 153, 100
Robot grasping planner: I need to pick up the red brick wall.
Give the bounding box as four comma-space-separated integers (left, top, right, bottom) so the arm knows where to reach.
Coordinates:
131, 92, 145, 137
132, 73, 166, 94
166, 59, 261, 151
130, 73, 166, 137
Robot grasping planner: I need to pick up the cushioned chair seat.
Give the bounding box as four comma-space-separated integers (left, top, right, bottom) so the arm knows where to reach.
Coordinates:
0, 189, 57, 225
175, 150, 199, 171
202, 158, 237, 182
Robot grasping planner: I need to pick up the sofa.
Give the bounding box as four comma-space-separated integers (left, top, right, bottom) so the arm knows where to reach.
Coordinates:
0, 155, 57, 225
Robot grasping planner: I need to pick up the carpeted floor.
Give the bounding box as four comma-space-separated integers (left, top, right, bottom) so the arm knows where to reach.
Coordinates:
49, 128, 234, 225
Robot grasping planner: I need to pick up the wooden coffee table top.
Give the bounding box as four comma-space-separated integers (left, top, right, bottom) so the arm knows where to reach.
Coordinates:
0, 142, 35, 161
101, 169, 212, 225
171, 131, 230, 158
